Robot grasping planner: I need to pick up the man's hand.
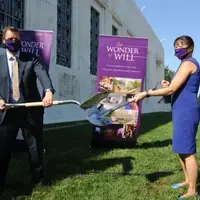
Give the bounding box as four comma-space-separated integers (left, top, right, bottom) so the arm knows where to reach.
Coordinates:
0, 99, 7, 111
42, 91, 53, 107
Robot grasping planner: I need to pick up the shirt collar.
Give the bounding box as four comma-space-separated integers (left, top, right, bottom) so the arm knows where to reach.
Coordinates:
6, 50, 20, 61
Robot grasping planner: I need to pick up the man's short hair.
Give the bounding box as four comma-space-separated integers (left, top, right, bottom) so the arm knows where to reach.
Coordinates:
2, 26, 20, 40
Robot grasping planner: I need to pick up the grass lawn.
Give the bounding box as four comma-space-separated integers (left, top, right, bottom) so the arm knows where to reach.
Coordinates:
5, 112, 200, 199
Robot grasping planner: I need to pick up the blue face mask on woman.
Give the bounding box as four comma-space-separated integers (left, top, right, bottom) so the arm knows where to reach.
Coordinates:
174, 48, 189, 60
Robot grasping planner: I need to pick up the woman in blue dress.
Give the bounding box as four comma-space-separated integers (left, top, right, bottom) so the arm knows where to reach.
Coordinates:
131, 36, 200, 199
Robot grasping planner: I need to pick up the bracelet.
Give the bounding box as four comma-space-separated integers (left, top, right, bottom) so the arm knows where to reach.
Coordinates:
146, 90, 150, 98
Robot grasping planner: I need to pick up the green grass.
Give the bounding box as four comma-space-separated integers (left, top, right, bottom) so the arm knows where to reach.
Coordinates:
5, 112, 200, 199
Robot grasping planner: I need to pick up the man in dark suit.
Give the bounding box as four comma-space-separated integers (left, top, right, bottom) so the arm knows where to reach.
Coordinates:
0, 26, 54, 194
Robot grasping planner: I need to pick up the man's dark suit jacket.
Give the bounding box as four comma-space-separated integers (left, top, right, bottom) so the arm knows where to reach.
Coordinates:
0, 52, 55, 125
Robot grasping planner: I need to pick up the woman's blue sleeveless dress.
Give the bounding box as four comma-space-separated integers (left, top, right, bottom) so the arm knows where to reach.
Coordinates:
171, 57, 200, 154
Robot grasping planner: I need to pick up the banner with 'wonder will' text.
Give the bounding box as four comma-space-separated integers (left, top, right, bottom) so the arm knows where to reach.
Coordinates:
14, 30, 54, 152
20, 30, 53, 70
91, 35, 148, 148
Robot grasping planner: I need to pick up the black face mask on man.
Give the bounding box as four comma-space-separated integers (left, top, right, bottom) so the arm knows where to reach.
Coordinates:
4, 39, 21, 52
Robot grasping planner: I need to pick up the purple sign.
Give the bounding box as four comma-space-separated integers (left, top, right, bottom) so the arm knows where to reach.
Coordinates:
13, 30, 54, 152
92, 35, 148, 145
20, 30, 54, 70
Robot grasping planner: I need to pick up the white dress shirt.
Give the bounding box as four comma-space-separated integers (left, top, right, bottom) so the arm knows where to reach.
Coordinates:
6, 50, 20, 102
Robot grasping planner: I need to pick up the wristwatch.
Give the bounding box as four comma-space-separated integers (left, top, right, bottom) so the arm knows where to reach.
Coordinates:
44, 89, 52, 93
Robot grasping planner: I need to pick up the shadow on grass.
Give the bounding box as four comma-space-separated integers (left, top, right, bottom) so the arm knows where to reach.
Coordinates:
136, 139, 172, 149
83, 156, 134, 175
146, 171, 174, 183
8, 112, 172, 197
139, 112, 172, 135
196, 173, 200, 191
9, 124, 128, 197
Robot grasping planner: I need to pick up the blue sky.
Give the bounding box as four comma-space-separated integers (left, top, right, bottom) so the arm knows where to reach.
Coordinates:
135, 0, 200, 71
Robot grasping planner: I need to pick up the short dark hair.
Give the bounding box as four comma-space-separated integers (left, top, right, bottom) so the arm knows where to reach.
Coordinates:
2, 26, 20, 40
174, 35, 194, 53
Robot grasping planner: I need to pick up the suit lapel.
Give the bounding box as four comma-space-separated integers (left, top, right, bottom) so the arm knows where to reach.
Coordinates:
0, 54, 9, 101
18, 53, 26, 84
0, 54, 9, 84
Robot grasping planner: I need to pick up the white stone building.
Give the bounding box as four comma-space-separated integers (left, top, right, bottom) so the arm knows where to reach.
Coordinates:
0, 0, 168, 125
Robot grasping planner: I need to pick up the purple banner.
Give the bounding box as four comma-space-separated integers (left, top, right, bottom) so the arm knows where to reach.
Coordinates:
93, 35, 148, 144
13, 29, 54, 152
20, 30, 54, 71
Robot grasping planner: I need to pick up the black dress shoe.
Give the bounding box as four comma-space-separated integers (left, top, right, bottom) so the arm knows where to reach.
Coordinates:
0, 185, 16, 200
9, 196, 16, 200
0, 193, 16, 200
32, 178, 44, 187
31, 171, 44, 187
35, 180, 43, 186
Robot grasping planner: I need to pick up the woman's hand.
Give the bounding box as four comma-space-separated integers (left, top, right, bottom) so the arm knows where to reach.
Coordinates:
161, 80, 170, 88
129, 91, 147, 103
